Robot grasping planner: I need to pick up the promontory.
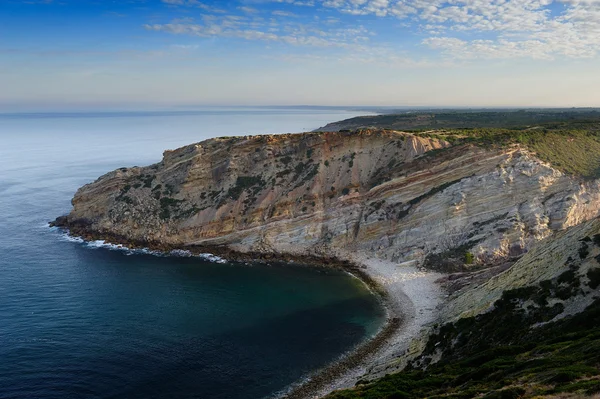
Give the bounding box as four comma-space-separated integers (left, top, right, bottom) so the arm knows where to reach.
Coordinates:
54, 115, 600, 398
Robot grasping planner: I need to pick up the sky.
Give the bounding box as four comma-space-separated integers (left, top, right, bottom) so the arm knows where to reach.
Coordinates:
1, 0, 600, 109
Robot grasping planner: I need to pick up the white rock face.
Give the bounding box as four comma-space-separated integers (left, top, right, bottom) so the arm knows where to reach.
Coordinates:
443, 216, 600, 322
60, 130, 600, 268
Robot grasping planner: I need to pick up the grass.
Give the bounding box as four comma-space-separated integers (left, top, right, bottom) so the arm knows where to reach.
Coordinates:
415, 123, 600, 179
327, 112, 600, 179
521, 131, 600, 178
322, 110, 600, 132
326, 251, 600, 399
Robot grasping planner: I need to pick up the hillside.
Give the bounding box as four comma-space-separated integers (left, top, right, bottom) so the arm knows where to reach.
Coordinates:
315, 110, 600, 133
53, 123, 600, 398
327, 217, 600, 398
54, 129, 600, 267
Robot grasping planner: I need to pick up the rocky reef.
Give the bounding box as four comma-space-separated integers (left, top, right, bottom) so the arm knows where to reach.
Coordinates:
55, 129, 600, 269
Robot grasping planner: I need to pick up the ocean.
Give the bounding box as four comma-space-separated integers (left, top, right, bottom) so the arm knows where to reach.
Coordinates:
0, 108, 385, 399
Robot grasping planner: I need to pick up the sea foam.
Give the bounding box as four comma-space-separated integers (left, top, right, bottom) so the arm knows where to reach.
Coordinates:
51, 227, 227, 263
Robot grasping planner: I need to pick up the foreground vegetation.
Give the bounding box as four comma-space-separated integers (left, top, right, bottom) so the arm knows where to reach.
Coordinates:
327, 255, 600, 399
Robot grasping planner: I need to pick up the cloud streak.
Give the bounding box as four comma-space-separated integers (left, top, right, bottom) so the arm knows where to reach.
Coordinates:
263, 0, 600, 59
144, 14, 372, 49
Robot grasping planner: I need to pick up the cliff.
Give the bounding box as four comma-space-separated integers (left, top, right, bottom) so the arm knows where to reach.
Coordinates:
327, 216, 600, 398
55, 128, 600, 398
56, 129, 600, 268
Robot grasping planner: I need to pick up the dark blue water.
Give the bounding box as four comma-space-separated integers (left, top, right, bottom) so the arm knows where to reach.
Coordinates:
0, 108, 384, 399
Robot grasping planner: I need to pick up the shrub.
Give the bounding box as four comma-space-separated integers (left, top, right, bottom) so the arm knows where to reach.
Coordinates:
579, 242, 590, 259
483, 387, 526, 399
227, 175, 264, 200
465, 252, 475, 264
588, 268, 600, 289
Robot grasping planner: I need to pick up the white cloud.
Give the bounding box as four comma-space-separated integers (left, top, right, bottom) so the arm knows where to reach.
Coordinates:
417, 1, 600, 59
238, 6, 259, 13
274, 0, 600, 59
145, 13, 372, 49
160, 0, 225, 13
272, 10, 298, 17
155, 0, 600, 60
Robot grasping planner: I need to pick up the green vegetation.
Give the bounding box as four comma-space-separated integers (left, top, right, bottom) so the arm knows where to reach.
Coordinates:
322, 110, 600, 132
290, 161, 320, 189
135, 174, 155, 188
327, 262, 600, 399
116, 195, 133, 205
327, 111, 600, 179
423, 242, 482, 272
580, 240, 590, 259
226, 175, 265, 201
115, 184, 134, 204
464, 252, 474, 264
588, 268, 600, 289
164, 183, 175, 196
157, 196, 200, 220
409, 123, 600, 178
159, 197, 184, 219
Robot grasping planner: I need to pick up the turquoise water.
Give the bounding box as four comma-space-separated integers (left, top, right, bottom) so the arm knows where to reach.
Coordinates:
0, 108, 385, 399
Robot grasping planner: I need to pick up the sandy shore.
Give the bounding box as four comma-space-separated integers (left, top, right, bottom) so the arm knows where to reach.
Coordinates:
282, 253, 445, 399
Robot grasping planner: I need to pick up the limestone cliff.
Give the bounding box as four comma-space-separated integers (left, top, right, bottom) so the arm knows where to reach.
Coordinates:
444, 216, 600, 322
56, 129, 600, 266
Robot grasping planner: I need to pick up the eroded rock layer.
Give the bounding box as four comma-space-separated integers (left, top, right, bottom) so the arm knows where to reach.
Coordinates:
57, 130, 600, 266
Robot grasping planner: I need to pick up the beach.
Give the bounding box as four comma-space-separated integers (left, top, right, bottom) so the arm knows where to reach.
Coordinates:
282, 253, 445, 398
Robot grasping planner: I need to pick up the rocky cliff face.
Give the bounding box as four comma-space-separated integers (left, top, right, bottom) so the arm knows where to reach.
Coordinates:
57, 129, 600, 266
444, 216, 600, 322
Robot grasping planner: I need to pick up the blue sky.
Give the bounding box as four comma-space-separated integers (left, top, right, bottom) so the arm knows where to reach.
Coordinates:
2, 0, 600, 109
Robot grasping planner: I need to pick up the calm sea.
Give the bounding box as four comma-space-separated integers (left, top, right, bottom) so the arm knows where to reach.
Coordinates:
0, 108, 385, 399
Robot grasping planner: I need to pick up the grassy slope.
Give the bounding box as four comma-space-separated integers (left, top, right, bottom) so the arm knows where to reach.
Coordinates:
319, 113, 600, 399
322, 111, 600, 179
419, 121, 600, 178
322, 110, 600, 131
327, 299, 600, 399
326, 239, 600, 399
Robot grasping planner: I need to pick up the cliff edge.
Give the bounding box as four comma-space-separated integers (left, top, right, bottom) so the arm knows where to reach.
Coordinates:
54, 128, 600, 398
55, 129, 600, 268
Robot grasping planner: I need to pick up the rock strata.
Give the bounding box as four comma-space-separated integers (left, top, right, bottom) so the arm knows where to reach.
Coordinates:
56, 129, 600, 268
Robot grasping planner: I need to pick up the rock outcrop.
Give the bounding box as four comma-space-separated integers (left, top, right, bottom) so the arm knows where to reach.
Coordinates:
444, 216, 600, 322
57, 129, 600, 266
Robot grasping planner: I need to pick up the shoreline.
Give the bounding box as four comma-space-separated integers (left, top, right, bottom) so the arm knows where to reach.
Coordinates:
50, 222, 443, 398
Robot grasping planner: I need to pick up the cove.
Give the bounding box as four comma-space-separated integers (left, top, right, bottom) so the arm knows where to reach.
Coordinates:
0, 108, 385, 399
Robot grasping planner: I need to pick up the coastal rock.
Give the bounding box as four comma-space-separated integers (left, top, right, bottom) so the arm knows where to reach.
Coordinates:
443, 216, 600, 322
58, 129, 600, 267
